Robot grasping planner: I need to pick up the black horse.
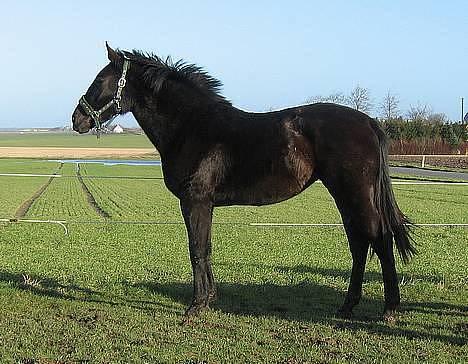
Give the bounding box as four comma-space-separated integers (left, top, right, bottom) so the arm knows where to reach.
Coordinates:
72, 44, 415, 320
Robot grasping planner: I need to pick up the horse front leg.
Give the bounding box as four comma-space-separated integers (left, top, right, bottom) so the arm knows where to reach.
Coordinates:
180, 199, 215, 316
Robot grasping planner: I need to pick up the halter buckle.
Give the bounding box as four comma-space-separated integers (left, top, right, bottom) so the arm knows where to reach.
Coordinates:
118, 78, 126, 87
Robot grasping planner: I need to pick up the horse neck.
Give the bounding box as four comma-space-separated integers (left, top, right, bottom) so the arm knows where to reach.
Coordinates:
131, 99, 173, 158
130, 79, 221, 158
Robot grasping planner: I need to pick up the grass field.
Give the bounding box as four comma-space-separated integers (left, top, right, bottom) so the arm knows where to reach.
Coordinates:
0, 133, 153, 148
0, 159, 466, 362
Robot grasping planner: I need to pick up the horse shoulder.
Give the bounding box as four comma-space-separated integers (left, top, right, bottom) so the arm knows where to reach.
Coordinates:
188, 144, 231, 200
282, 114, 316, 190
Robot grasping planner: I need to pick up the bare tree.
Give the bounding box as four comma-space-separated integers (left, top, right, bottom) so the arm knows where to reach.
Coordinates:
306, 92, 347, 105
379, 91, 400, 120
347, 85, 372, 113
407, 103, 432, 121
426, 112, 448, 124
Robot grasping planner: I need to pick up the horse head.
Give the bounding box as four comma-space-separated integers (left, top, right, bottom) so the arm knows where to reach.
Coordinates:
72, 43, 132, 134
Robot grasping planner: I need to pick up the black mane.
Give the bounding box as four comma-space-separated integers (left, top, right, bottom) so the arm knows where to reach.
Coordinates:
117, 49, 230, 105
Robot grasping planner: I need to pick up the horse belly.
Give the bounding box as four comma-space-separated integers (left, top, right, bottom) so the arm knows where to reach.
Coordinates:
215, 147, 315, 206
259, 147, 315, 204
214, 117, 316, 206
251, 171, 313, 205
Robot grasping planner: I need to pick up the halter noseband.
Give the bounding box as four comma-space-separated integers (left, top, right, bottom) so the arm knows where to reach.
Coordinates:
79, 57, 131, 133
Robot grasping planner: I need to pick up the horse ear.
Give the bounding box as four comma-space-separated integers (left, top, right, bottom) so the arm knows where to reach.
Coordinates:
106, 42, 120, 64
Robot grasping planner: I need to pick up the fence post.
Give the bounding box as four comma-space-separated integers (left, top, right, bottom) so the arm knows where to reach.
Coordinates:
421, 155, 426, 168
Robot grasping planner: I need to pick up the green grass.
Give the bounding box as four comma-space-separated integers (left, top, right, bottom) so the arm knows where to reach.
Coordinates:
0, 133, 153, 148
25, 165, 100, 220
0, 177, 49, 217
79, 162, 163, 178
391, 173, 467, 183
393, 184, 467, 223
0, 159, 60, 174
0, 160, 466, 363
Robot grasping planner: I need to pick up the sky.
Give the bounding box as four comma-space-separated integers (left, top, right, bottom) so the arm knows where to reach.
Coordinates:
0, 0, 467, 128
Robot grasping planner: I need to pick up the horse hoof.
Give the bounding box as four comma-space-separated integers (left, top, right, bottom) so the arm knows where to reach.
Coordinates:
337, 307, 354, 319
383, 302, 399, 323
383, 309, 397, 324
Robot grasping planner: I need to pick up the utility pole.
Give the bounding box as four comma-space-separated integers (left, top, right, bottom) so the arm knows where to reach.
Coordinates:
461, 97, 465, 124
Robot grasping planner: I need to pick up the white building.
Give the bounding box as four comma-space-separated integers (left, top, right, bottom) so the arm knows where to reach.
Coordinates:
112, 124, 124, 134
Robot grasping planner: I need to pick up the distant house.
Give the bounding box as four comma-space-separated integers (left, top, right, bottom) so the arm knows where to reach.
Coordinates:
112, 124, 124, 134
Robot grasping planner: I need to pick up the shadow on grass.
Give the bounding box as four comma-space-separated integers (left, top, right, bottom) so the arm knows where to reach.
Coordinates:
0, 270, 178, 313
0, 271, 96, 298
136, 280, 467, 346
0, 270, 466, 346
240, 263, 447, 285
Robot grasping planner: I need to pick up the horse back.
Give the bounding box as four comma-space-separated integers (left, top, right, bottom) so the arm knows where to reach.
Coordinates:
162, 103, 379, 206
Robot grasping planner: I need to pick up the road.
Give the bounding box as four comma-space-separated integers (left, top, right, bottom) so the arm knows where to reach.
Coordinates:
390, 167, 468, 181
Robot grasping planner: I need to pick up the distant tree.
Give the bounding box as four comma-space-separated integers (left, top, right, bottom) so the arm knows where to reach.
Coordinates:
347, 85, 372, 113
426, 112, 449, 124
381, 116, 404, 140
379, 91, 400, 120
306, 92, 347, 105
407, 103, 431, 122
380, 99, 467, 153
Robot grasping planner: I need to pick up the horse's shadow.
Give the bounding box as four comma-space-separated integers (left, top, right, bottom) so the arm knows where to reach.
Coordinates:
135, 279, 466, 346
136, 279, 356, 322
0, 269, 466, 346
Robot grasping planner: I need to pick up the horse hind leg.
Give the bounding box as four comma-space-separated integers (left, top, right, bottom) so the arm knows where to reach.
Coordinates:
337, 213, 374, 318
327, 184, 382, 318
373, 232, 400, 320
335, 195, 400, 320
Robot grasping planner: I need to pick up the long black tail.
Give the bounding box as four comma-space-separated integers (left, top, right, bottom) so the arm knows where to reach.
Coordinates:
371, 120, 416, 263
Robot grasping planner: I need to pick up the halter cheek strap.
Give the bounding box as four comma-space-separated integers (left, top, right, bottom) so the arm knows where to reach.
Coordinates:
79, 57, 131, 134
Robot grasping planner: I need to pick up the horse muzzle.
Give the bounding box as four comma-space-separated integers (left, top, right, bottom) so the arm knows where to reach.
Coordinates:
72, 108, 93, 134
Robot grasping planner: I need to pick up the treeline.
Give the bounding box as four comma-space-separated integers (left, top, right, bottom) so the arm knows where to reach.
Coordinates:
378, 118, 468, 154
308, 87, 467, 155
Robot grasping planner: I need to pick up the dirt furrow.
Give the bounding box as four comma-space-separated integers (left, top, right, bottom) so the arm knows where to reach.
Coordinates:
14, 163, 64, 218
76, 164, 111, 218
